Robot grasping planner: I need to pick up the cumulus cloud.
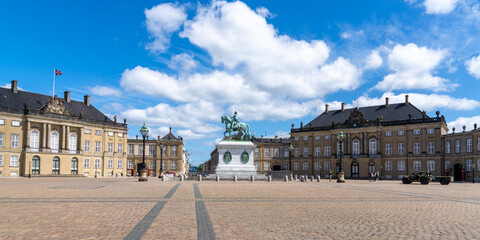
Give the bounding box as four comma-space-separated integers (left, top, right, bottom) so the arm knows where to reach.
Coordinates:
448, 115, 480, 132
374, 43, 457, 92
424, 0, 459, 14
89, 85, 122, 97
145, 3, 187, 53
168, 53, 198, 71
465, 55, 480, 79
0, 83, 23, 91
255, 6, 275, 18
229, 99, 324, 121
364, 50, 383, 69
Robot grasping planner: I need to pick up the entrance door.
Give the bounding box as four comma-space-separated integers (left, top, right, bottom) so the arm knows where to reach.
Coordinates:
52, 157, 60, 175
351, 162, 359, 178
32, 156, 40, 175
272, 165, 282, 171
454, 164, 462, 181
71, 158, 78, 175
369, 162, 375, 173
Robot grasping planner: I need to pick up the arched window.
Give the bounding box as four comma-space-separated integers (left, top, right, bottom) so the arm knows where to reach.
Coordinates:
32, 156, 40, 175
369, 139, 377, 155
352, 139, 360, 156
368, 162, 375, 173
30, 130, 39, 151
52, 157, 60, 174
69, 134, 77, 152
71, 157, 78, 175
351, 162, 359, 178
50, 132, 59, 153
413, 160, 421, 171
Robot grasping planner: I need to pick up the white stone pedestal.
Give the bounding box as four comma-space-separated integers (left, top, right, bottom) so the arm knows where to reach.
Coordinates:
214, 140, 256, 179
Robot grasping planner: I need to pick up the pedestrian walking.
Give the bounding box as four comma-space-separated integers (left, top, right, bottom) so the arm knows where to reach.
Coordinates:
329, 170, 333, 182
375, 172, 379, 182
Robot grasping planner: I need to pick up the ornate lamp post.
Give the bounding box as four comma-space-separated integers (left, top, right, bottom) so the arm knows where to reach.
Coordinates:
289, 144, 294, 180
473, 164, 475, 184
159, 142, 164, 177
337, 130, 345, 183
139, 123, 149, 182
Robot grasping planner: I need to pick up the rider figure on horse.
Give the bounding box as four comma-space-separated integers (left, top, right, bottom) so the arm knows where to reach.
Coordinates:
232, 111, 239, 130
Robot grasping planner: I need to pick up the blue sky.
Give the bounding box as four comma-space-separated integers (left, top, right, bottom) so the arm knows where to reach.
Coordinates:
1, 0, 480, 166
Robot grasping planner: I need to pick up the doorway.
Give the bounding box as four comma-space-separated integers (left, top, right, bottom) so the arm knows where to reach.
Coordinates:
272, 165, 282, 171
454, 163, 462, 181
351, 162, 359, 178
32, 156, 40, 175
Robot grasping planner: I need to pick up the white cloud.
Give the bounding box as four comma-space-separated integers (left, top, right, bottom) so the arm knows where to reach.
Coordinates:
89, 85, 122, 97
176, 129, 205, 140
465, 55, 480, 79
374, 43, 457, 92
255, 6, 275, 18
424, 0, 459, 14
168, 53, 198, 71
1, 83, 23, 90
229, 99, 324, 121
265, 130, 290, 139
145, 3, 187, 53
352, 92, 480, 111
364, 50, 383, 69
448, 115, 480, 132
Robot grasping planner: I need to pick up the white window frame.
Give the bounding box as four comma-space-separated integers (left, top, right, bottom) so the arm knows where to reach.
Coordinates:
413, 161, 421, 171
50, 132, 59, 152
69, 133, 77, 152
385, 131, 392, 137
149, 160, 155, 170
466, 159, 473, 172
455, 140, 461, 153
84, 129, 91, 134
303, 147, 308, 157
302, 162, 308, 171
255, 163, 259, 171
128, 144, 134, 155
283, 163, 289, 171
314, 162, 321, 171
107, 143, 113, 153
0, 133, 3, 147
171, 161, 177, 170
254, 148, 259, 157
94, 159, 101, 169
369, 139, 377, 155
11, 134, 20, 148
95, 130, 101, 135
0, 119, 4, 125
95, 142, 101, 153
413, 129, 421, 135
385, 144, 392, 155
172, 146, 177, 156
264, 162, 270, 171
294, 148, 300, 157
445, 141, 451, 154
398, 161, 405, 171
10, 155, 19, 167
11, 120, 20, 127
108, 132, 114, 137
117, 159, 123, 169
31, 130, 39, 150
385, 161, 393, 171
83, 158, 90, 168
352, 139, 360, 156
324, 162, 330, 171
294, 137, 299, 142
324, 146, 330, 156
149, 145, 155, 156
128, 160, 134, 169
325, 135, 330, 140
427, 142, 435, 154
413, 142, 421, 155
84, 141, 90, 152
274, 148, 279, 157
294, 162, 299, 171
427, 160, 435, 172
315, 147, 321, 157
0, 155, 3, 166
427, 129, 434, 134
283, 148, 289, 158
303, 136, 308, 141
397, 130, 405, 136
117, 133, 123, 138
467, 138, 472, 153
265, 148, 270, 157
315, 136, 321, 141
107, 159, 113, 169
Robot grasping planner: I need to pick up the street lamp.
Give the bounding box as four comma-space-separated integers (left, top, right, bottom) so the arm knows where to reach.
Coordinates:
473, 164, 475, 184
289, 144, 294, 180
337, 130, 345, 183
28, 161, 31, 178
159, 142, 164, 178
139, 123, 149, 182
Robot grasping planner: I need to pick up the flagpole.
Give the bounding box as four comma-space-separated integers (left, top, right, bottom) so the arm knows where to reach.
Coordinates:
53, 68, 55, 98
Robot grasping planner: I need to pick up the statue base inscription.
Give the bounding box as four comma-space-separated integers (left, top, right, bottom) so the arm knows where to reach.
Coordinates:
212, 140, 256, 179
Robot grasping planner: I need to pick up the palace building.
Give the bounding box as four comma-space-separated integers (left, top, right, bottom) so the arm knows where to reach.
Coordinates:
126, 128, 188, 177
443, 125, 480, 181
0, 80, 128, 177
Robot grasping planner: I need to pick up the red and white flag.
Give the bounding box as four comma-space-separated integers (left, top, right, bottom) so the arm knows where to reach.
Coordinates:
55, 69, 62, 75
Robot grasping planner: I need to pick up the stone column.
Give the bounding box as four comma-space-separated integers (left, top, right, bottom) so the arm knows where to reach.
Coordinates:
62, 125, 66, 150
65, 126, 70, 150
42, 123, 47, 148
79, 127, 84, 152
46, 124, 51, 149
26, 121, 31, 148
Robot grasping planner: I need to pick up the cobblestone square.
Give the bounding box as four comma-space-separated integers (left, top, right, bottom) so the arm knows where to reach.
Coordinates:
1, 177, 479, 239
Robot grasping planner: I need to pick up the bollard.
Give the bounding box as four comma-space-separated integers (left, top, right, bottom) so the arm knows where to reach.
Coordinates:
268, 175, 272, 182
300, 176, 304, 182
285, 175, 289, 182
216, 174, 220, 182
198, 175, 202, 181
317, 175, 321, 182
311, 175, 314, 182
180, 175, 184, 181
251, 175, 255, 182
234, 175, 237, 182
295, 175, 298, 181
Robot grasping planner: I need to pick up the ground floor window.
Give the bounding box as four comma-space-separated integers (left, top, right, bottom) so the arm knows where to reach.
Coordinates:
264, 162, 270, 171
368, 162, 375, 173
314, 162, 320, 171
398, 161, 405, 171
303, 162, 308, 171
52, 157, 60, 175
71, 157, 78, 175
413, 161, 421, 171
128, 160, 134, 169
32, 156, 40, 175
171, 161, 177, 170
324, 162, 330, 171
385, 161, 393, 171
466, 159, 473, 172
427, 160, 435, 172
294, 162, 299, 171
283, 162, 289, 170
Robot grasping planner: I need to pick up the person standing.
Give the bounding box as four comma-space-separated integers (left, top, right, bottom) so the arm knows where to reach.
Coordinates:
329, 170, 333, 182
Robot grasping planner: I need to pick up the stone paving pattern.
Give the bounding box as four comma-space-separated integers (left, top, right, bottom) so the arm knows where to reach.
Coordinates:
0, 177, 480, 239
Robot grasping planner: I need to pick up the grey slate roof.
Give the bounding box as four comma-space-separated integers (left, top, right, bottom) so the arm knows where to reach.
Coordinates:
305, 103, 425, 128
0, 87, 112, 123
252, 136, 291, 144
162, 132, 179, 140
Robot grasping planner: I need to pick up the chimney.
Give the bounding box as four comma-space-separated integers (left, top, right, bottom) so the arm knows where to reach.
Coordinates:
385, 97, 389, 107
169, 127, 172, 134
341, 103, 345, 111
405, 95, 409, 105
64, 91, 70, 102
158, 136, 160, 140
300, 121, 303, 128
325, 104, 329, 113
136, 135, 138, 140
84, 95, 90, 106
275, 135, 278, 140
475, 123, 478, 130
11, 80, 18, 93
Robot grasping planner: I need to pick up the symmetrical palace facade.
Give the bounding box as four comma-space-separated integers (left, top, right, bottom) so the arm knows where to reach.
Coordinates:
0, 80, 128, 177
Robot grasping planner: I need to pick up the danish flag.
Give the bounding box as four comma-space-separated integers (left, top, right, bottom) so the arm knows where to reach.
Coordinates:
55, 69, 62, 75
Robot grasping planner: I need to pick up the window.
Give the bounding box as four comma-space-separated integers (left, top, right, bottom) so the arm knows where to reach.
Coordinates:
413, 161, 421, 171
0, 119, 4, 125
478, 159, 480, 171
284, 163, 289, 170
108, 143, 113, 153
283, 148, 289, 158
95, 142, 101, 153
397, 130, 405, 136
325, 135, 330, 140
385, 161, 393, 171
95, 130, 101, 135
303, 147, 308, 157
294, 137, 299, 142
50, 132, 59, 152
352, 140, 360, 156
255, 163, 259, 171
139, 146, 143, 155
413, 129, 421, 135
108, 132, 114, 137
118, 133, 123, 138
264, 162, 270, 171
128, 160, 134, 169
314, 162, 321, 171
303, 162, 308, 171
161, 146, 166, 156
84, 158, 90, 168
0, 155, 3, 166
427, 160, 435, 172
385, 144, 392, 155
108, 159, 113, 169
445, 141, 451, 154
427, 142, 435, 154
294, 148, 299, 157
445, 160, 452, 171
398, 143, 405, 155
11, 120, 20, 126
128, 144, 134, 155
315, 147, 321, 157
85, 129, 91, 134
149, 160, 155, 170
455, 140, 461, 153
369, 139, 377, 155
32, 156, 40, 174
413, 142, 421, 155
324, 146, 330, 156
71, 158, 78, 174
315, 136, 321, 141
274, 148, 279, 157
162, 161, 166, 170
385, 131, 392, 137
11, 134, 19, 148
466, 159, 473, 172
324, 162, 330, 171
69, 134, 76, 152
31, 130, 39, 150
303, 136, 308, 141
52, 157, 60, 174
171, 161, 177, 170
265, 148, 270, 157
398, 161, 405, 171
117, 159, 123, 169
254, 148, 259, 157
0, 133, 3, 147
149, 145, 155, 156
84, 141, 90, 152
294, 162, 299, 170
10, 155, 19, 167
427, 129, 434, 134
94, 159, 101, 169
467, 139, 472, 152
172, 146, 177, 156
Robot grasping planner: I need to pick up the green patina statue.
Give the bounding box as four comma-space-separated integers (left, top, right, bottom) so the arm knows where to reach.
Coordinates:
221, 111, 252, 141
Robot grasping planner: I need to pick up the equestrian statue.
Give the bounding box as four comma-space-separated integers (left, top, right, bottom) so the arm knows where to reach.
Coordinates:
221, 111, 252, 141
